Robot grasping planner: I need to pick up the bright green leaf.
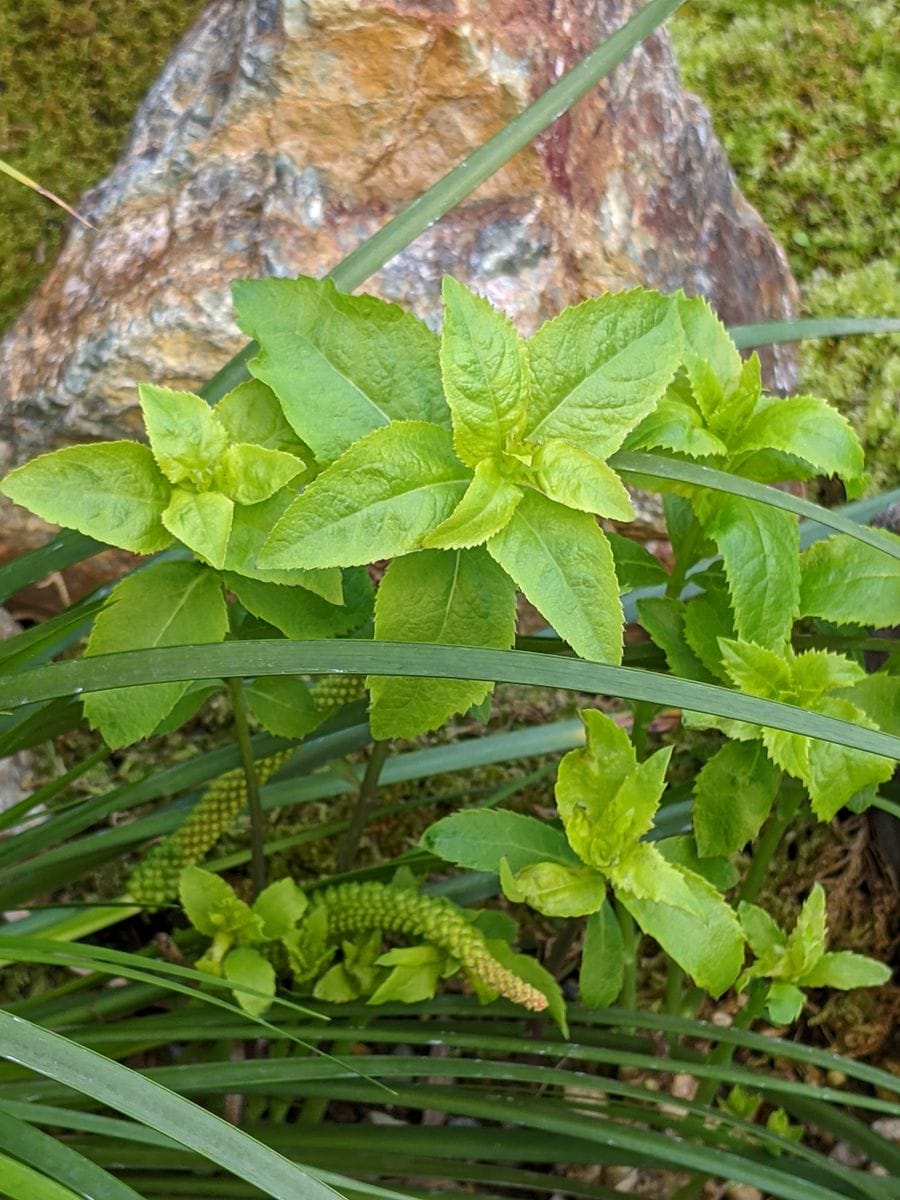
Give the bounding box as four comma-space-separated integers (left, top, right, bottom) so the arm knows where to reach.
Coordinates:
225, 568, 373, 640
612, 841, 701, 912
223, 947, 276, 1017
676, 293, 744, 416
440, 275, 527, 467
244, 675, 325, 739
738, 901, 787, 961
732, 394, 865, 486
1, 442, 173, 554
783, 884, 827, 979
719, 638, 793, 697
626, 398, 728, 458
700, 495, 799, 651
599, 745, 672, 855
233, 275, 448, 464
162, 488, 234, 569
222, 490, 343, 595
621, 867, 744, 996
179, 866, 257, 940
487, 489, 623, 663
555, 709, 637, 834
838, 672, 900, 737
314, 933, 381, 1003
258, 422, 470, 570
799, 950, 891, 990
139, 384, 228, 486
764, 697, 893, 820
580, 898, 624, 1008
370, 944, 447, 1005
214, 378, 313, 460
368, 547, 516, 739
693, 740, 781, 857
530, 439, 634, 520
214, 443, 303, 505
766, 1108, 803, 1144
83, 562, 228, 747
524, 289, 682, 458
765, 982, 805, 1025
422, 458, 522, 549
421, 809, 578, 875
799, 533, 900, 628
499, 857, 607, 917
252, 878, 309, 941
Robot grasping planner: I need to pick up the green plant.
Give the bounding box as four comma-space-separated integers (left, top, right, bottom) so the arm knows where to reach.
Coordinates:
179, 866, 558, 1021
1, 2, 898, 1197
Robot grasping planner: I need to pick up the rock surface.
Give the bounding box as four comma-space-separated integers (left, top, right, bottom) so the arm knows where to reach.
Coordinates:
0, 0, 799, 551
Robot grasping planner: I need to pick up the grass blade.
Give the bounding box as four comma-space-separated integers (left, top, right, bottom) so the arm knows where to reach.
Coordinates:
0, 641, 896, 757
611, 451, 900, 559
730, 316, 900, 349
0, 1010, 346, 1200
0, 1107, 144, 1200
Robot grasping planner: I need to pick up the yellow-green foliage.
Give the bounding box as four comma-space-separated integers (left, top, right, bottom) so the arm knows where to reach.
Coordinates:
672, 2, 899, 492
0, 0, 205, 330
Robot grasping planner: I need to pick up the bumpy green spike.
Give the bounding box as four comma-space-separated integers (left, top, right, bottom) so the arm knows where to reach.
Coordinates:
128, 748, 294, 905
291, 881, 548, 1013
309, 674, 367, 712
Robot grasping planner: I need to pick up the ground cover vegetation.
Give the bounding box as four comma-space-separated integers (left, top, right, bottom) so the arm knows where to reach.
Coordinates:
0, 2, 898, 1198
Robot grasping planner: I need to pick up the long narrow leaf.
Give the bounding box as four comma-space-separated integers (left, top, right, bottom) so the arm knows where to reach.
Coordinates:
729, 316, 900, 349
611, 451, 900, 559
0, 533, 103, 606
0, 1011, 346, 1200
0, 1108, 143, 1200
1, 641, 896, 757
0, 1151, 83, 1200
797, 486, 900, 549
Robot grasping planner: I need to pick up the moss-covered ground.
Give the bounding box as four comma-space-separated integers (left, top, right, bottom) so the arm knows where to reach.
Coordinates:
671, 1, 899, 490
0, 0, 205, 329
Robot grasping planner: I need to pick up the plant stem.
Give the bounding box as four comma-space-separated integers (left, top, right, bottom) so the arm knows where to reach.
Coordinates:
335, 740, 391, 873
545, 919, 583, 979
693, 977, 769, 1112
630, 700, 655, 759
227, 677, 266, 897
664, 959, 684, 1015
738, 779, 803, 906
615, 900, 638, 1010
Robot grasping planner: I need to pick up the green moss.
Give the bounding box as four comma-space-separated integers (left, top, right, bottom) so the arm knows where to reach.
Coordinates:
671, 2, 898, 282
671, 1, 899, 494
0, 0, 206, 331
801, 262, 899, 491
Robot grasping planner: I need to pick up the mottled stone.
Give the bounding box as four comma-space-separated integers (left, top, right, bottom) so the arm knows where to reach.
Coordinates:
0, 0, 799, 553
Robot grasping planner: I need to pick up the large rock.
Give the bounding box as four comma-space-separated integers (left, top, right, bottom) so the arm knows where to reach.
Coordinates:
0, 0, 798, 548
